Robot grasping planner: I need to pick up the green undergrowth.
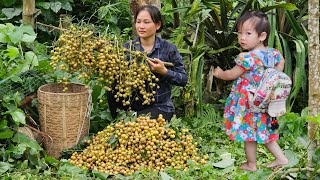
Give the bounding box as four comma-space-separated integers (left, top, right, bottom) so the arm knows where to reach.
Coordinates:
1, 105, 318, 180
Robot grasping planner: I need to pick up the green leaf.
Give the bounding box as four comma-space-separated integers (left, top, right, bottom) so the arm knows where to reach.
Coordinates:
12, 143, 27, 157
100, 111, 112, 120
9, 63, 30, 75
17, 160, 29, 170
220, 0, 228, 31
12, 132, 42, 154
7, 27, 24, 44
10, 109, 26, 125
27, 140, 43, 155
50, 1, 62, 13
297, 136, 308, 148
279, 34, 292, 79
97, 88, 106, 99
0, 120, 8, 129
284, 150, 299, 167
115, 109, 126, 121
5, 23, 15, 30
267, 7, 276, 47
312, 148, 320, 166
178, 49, 191, 54
285, 10, 307, 41
191, 52, 205, 87
160, 171, 173, 180
107, 15, 118, 24
208, 45, 239, 54
25, 51, 39, 67
274, 31, 282, 54
107, 133, 118, 149
107, 134, 117, 144
115, 174, 125, 179
12, 132, 29, 143
1, 8, 22, 19
92, 170, 109, 179
57, 163, 87, 179
21, 34, 36, 43
300, 107, 309, 118
28, 154, 40, 166
98, 4, 120, 19
36, 2, 51, 9
0, 162, 13, 174
261, 3, 298, 12
4, 46, 20, 59
255, 169, 273, 179
0, 32, 9, 43
195, 50, 204, 117
44, 156, 60, 166
212, 152, 235, 168
98, 6, 110, 19
10, 75, 23, 83
61, 2, 72, 11
189, 0, 201, 20
19, 24, 36, 35
0, 129, 14, 139
35, 59, 53, 71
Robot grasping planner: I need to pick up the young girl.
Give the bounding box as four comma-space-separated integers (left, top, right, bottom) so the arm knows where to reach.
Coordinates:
212, 10, 288, 172
108, 5, 188, 120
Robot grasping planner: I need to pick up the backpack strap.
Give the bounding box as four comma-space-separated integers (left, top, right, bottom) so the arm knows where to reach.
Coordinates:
243, 49, 276, 84
244, 71, 255, 84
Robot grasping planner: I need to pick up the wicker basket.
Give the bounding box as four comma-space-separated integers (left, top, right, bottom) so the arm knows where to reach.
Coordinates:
37, 83, 91, 158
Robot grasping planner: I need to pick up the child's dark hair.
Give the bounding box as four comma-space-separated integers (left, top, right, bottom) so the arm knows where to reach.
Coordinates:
134, 5, 164, 33
237, 10, 270, 46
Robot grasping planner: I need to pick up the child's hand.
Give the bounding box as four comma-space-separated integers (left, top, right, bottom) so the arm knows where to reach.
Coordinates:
212, 66, 223, 79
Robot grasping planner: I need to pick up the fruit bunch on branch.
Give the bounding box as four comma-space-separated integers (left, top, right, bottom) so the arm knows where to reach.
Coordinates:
50, 25, 158, 106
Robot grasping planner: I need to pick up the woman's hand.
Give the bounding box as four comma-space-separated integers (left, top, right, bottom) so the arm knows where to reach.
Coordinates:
147, 58, 168, 76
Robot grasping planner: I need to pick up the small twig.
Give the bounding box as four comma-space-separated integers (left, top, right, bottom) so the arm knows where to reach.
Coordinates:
266, 166, 285, 180
36, 22, 66, 31
147, 57, 174, 67
24, 108, 39, 129
38, 22, 101, 43
19, 93, 37, 107
280, 167, 320, 179
26, 124, 50, 139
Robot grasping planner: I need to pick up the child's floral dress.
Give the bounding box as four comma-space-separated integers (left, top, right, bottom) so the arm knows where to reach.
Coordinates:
223, 48, 281, 144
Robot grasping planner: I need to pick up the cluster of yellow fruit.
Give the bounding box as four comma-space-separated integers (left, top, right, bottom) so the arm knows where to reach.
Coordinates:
69, 115, 208, 176
50, 25, 158, 106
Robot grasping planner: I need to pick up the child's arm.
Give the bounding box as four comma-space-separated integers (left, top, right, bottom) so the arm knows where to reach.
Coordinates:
274, 54, 285, 72
212, 65, 244, 81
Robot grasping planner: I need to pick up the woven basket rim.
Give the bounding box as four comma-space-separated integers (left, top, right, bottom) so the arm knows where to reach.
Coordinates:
38, 82, 90, 95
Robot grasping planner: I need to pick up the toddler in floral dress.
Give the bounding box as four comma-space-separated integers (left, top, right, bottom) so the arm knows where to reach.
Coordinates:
212, 10, 288, 172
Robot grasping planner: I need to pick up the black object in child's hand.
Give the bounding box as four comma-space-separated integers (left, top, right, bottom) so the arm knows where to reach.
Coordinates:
270, 117, 279, 130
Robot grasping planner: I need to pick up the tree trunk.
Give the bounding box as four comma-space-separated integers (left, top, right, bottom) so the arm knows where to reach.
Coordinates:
130, 0, 161, 16
308, 0, 319, 167
22, 0, 35, 28
138, 0, 161, 9
171, 0, 180, 28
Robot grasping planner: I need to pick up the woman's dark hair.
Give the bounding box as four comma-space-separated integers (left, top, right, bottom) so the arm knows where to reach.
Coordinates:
237, 10, 270, 46
134, 5, 164, 33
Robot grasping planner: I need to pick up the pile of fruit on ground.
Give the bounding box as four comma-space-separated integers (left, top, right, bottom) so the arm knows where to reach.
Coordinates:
69, 115, 208, 176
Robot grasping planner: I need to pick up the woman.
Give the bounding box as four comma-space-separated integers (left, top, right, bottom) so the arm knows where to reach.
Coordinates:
108, 5, 188, 121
